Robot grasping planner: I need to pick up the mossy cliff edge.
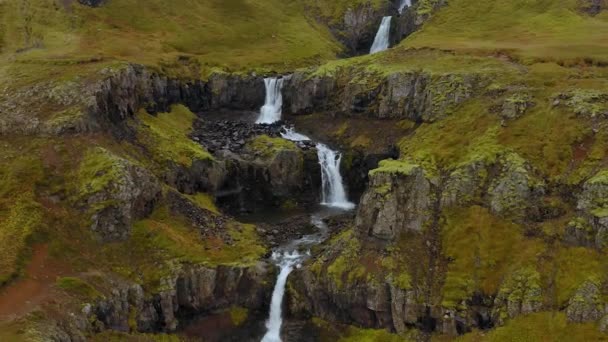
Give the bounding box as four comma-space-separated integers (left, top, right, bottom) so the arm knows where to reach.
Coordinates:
2, 0, 608, 341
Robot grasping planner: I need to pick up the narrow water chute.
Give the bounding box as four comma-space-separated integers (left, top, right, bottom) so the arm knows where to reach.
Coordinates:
370, 16, 392, 54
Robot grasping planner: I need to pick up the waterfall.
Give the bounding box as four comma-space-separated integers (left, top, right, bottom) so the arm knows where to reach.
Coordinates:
398, 0, 412, 14
317, 143, 355, 210
370, 16, 392, 54
280, 127, 310, 142
261, 251, 304, 342
256, 77, 285, 124
280, 127, 354, 210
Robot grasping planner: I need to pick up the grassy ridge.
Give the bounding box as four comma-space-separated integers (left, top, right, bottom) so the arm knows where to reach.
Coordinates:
1, 0, 341, 73
404, 0, 608, 64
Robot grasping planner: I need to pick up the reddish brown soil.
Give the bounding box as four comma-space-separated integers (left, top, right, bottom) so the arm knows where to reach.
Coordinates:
0, 244, 69, 321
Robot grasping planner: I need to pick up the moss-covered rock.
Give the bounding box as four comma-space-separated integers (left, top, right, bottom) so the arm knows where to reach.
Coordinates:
356, 160, 433, 240
492, 267, 543, 325
71, 147, 161, 241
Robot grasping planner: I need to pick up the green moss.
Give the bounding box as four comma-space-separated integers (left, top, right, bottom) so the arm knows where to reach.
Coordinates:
558, 89, 608, 118
247, 135, 299, 160
369, 159, 419, 177
339, 327, 408, 342
90, 331, 184, 342
75, 147, 125, 200
228, 307, 249, 326
441, 206, 545, 309
326, 230, 365, 288
186, 193, 219, 214
312, 317, 413, 342
100, 203, 266, 291
136, 105, 212, 169
457, 312, 607, 342
56, 277, 103, 300
554, 247, 605, 306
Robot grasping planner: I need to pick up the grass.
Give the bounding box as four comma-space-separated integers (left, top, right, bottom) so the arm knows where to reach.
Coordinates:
136, 105, 212, 169
55, 276, 103, 300
457, 312, 608, 342
441, 206, 545, 309
312, 317, 413, 342
246, 134, 299, 160
0, 139, 46, 285
403, 0, 608, 65
1, 0, 341, 74
99, 204, 266, 291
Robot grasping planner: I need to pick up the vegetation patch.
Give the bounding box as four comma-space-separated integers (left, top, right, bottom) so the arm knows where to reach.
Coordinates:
55, 277, 103, 300
136, 105, 212, 169
247, 135, 299, 160
441, 206, 545, 309
369, 159, 419, 177
457, 312, 608, 342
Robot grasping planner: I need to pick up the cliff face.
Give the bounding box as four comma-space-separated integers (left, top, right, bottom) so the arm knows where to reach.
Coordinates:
283, 68, 483, 122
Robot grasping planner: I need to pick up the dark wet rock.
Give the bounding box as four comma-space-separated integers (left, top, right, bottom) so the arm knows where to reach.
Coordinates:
78, 0, 107, 7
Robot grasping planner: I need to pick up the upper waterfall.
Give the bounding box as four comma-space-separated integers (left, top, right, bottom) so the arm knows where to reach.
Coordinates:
256, 77, 285, 124
370, 16, 392, 54
398, 0, 412, 14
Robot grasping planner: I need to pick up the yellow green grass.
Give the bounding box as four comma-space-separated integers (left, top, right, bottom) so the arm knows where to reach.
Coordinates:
404, 0, 608, 64
456, 312, 608, 342
136, 105, 212, 168
1, 0, 341, 74
441, 206, 545, 309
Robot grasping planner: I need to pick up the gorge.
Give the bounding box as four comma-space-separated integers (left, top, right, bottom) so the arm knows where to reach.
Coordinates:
2, 0, 608, 342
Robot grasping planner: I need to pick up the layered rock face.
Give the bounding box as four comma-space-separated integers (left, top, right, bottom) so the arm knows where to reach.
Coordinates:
283, 69, 482, 122
44, 263, 272, 341
356, 161, 433, 240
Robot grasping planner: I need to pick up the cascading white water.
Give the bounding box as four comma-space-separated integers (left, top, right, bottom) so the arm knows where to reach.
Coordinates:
398, 0, 412, 14
261, 251, 303, 342
370, 16, 392, 54
261, 130, 354, 341
317, 143, 355, 210
256, 77, 285, 124
280, 127, 310, 142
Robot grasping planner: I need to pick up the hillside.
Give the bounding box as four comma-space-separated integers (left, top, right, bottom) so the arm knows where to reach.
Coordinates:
1, 0, 608, 341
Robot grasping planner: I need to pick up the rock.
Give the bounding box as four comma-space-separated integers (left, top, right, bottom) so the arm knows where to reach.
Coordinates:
283, 69, 482, 122
573, 170, 608, 248
580, 0, 605, 15
566, 280, 605, 323
78, 0, 107, 7
500, 93, 533, 120
356, 160, 432, 240
77, 148, 162, 242
492, 268, 542, 325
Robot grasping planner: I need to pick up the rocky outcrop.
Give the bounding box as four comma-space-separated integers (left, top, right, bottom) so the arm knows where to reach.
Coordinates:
569, 170, 608, 248
0, 64, 266, 136
441, 153, 545, 220
284, 69, 483, 122
492, 268, 542, 325
566, 280, 605, 323
215, 145, 321, 213
41, 263, 272, 340
580, 0, 605, 15
356, 160, 433, 240
75, 148, 162, 242
78, 0, 107, 7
